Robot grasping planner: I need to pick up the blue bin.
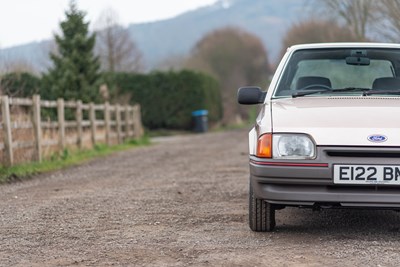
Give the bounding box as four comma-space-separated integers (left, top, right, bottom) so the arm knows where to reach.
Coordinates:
192, 110, 208, 133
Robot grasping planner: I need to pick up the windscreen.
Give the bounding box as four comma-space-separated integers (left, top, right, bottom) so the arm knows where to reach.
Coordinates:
274, 48, 400, 97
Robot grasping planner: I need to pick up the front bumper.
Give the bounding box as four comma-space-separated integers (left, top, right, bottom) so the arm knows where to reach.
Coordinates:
250, 146, 400, 208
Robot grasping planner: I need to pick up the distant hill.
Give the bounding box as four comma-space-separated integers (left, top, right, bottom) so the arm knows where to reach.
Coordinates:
0, 0, 308, 72
130, 0, 308, 67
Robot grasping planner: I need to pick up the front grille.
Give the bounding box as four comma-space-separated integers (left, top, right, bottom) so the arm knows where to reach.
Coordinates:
326, 151, 400, 158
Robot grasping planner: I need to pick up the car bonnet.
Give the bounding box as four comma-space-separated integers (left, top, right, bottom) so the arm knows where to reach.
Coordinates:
270, 96, 400, 146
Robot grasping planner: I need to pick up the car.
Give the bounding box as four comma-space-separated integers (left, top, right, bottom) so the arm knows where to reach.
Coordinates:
238, 43, 400, 232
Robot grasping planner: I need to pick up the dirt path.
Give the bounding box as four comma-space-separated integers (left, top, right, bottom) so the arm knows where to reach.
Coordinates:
1, 130, 400, 266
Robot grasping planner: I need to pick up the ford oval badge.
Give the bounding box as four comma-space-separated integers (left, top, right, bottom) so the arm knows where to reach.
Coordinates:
367, 134, 387, 143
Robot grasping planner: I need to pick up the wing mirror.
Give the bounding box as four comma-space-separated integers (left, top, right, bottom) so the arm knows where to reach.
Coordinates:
237, 86, 266, 105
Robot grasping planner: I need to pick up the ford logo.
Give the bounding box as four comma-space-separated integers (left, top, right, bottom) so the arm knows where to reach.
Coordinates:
367, 134, 387, 143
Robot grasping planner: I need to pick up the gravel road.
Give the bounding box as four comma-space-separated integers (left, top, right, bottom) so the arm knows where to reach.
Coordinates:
1, 129, 400, 266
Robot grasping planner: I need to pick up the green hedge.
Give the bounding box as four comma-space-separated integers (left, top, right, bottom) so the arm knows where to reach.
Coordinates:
0, 72, 40, 97
105, 70, 222, 130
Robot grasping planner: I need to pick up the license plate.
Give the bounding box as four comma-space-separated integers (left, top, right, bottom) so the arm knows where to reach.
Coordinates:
333, 165, 400, 185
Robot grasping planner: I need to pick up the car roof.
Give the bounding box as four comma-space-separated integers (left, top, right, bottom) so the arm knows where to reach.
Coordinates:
287, 42, 400, 52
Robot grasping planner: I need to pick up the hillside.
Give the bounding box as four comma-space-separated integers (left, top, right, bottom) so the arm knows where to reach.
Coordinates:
0, 0, 308, 72
130, 0, 307, 67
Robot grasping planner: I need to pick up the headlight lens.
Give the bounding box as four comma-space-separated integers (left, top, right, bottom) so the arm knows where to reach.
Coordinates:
272, 134, 316, 159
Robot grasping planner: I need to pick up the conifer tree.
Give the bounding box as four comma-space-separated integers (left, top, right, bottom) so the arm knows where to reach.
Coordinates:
43, 1, 100, 102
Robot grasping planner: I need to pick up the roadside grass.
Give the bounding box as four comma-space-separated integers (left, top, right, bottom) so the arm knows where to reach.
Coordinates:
147, 129, 191, 137
0, 136, 150, 184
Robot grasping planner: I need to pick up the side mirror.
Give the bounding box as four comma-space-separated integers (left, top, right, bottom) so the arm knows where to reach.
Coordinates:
237, 86, 266, 105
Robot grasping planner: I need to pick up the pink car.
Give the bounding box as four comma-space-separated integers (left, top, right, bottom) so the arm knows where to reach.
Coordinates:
238, 43, 400, 232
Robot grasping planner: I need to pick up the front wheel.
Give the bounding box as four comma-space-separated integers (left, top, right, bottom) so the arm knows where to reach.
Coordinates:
249, 182, 276, 232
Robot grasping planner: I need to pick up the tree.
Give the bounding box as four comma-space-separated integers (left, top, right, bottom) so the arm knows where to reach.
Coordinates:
281, 20, 359, 56
95, 8, 144, 73
315, 0, 377, 40
42, 1, 100, 102
186, 27, 270, 125
377, 0, 400, 42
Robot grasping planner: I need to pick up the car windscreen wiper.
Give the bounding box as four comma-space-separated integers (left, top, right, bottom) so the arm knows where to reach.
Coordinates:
292, 89, 328, 98
292, 87, 370, 98
363, 89, 400, 96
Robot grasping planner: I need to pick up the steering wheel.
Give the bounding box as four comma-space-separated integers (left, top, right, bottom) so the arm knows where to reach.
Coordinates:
299, 84, 332, 91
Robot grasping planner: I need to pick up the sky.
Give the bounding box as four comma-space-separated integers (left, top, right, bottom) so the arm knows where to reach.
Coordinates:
0, 0, 217, 49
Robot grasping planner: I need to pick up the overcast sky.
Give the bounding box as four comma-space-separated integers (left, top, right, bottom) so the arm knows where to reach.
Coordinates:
0, 0, 217, 48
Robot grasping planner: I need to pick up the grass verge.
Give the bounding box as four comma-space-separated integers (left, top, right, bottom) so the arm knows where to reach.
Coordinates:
0, 136, 150, 184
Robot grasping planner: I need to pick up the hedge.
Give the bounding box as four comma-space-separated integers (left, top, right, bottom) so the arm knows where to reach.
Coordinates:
0, 72, 40, 97
105, 70, 222, 130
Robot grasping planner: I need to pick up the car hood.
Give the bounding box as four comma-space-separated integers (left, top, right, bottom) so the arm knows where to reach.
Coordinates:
271, 96, 400, 146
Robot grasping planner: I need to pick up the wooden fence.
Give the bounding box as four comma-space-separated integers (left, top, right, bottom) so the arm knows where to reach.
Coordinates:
0, 95, 144, 167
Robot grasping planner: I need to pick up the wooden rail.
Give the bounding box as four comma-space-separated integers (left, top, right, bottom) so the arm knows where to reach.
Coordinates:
0, 95, 144, 166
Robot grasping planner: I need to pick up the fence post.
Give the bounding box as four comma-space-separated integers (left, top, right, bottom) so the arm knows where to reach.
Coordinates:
76, 100, 83, 149
104, 101, 111, 146
133, 105, 144, 138
32, 95, 42, 162
116, 104, 122, 144
57, 98, 65, 152
1, 95, 13, 166
89, 103, 96, 147
124, 105, 130, 140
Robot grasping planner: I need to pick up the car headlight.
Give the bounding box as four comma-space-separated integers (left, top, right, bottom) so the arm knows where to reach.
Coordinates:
272, 134, 316, 159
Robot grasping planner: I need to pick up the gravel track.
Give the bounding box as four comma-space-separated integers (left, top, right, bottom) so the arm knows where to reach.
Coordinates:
0, 129, 400, 266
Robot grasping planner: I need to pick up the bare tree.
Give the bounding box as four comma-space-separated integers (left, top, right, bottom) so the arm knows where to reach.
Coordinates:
377, 0, 400, 42
156, 54, 187, 71
187, 27, 270, 125
95, 8, 144, 72
280, 19, 359, 56
316, 0, 377, 40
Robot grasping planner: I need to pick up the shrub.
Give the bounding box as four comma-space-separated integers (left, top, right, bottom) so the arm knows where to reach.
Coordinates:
0, 72, 40, 97
106, 70, 222, 130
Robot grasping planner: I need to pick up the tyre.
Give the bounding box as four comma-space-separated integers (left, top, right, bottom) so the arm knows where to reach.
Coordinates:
249, 182, 276, 232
